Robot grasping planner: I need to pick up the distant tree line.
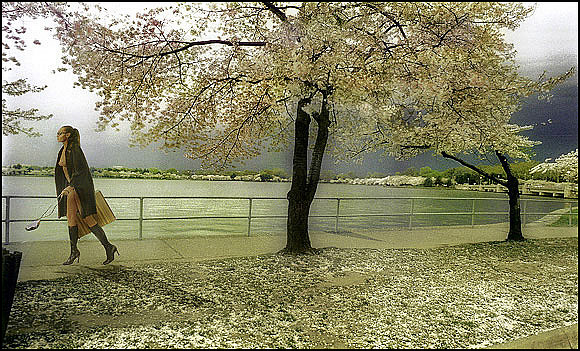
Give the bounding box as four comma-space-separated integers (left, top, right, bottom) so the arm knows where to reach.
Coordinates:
2, 161, 570, 184
395, 161, 545, 185
317, 161, 552, 185
2, 164, 291, 180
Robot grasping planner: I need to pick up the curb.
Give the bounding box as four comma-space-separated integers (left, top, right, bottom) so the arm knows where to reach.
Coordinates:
486, 323, 578, 349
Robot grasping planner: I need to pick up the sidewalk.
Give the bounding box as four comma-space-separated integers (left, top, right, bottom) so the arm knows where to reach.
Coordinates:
3, 223, 578, 349
4, 223, 577, 281
486, 323, 578, 349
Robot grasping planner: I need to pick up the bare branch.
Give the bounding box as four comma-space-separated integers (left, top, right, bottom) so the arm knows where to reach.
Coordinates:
441, 151, 507, 186
262, 2, 288, 22
99, 39, 266, 61
361, 3, 407, 39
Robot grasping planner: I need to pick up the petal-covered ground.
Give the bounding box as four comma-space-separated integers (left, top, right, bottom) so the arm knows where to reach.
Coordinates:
4, 237, 578, 349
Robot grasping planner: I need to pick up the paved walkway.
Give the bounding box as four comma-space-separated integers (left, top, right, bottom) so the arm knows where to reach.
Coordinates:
3, 223, 578, 349
487, 323, 578, 349
4, 223, 576, 281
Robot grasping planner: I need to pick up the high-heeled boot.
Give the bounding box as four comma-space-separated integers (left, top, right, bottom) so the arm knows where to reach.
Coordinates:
89, 224, 119, 265
63, 225, 80, 265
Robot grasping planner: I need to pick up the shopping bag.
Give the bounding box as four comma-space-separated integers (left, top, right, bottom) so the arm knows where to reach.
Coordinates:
77, 190, 116, 237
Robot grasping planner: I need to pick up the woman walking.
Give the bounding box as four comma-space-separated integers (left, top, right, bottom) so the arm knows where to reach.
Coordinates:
55, 126, 118, 265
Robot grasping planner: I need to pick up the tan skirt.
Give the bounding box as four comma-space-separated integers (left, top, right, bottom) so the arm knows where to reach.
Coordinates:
76, 191, 116, 237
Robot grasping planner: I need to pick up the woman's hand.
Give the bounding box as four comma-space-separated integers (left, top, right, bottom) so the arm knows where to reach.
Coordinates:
61, 186, 74, 196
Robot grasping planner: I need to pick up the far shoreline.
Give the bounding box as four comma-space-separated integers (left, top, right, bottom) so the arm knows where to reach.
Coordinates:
3, 175, 578, 200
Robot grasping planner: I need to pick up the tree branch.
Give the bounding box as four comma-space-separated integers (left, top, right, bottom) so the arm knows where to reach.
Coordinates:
262, 2, 288, 22
495, 150, 517, 185
441, 151, 507, 186
401, 144, 431, 149
98, 39, 266, 60
362, 3, 407, 39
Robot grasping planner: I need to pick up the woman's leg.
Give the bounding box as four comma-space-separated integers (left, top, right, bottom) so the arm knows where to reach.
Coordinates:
66, 191, 79, 227
63, 191, 80, 264
80, 202, 118, 265
62, 225, 80, 265
89, 222, 118, 265
69, 190, 118, 265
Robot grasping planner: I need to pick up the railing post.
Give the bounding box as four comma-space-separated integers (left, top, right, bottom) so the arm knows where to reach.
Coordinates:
471, 199, 476, 228
247, 198, 253, 237
4, 197, 10, 245
409, 198, 414, 230
335, 198, 341, 233
522, 199, 527, 228
139, 197, 144, 240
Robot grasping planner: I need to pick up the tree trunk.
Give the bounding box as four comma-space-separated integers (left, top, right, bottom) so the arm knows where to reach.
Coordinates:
441, 151, 525, 242
286, 195, 313, 252
506, 182, 524, 241
496, 151, 525, 241
283, 97, 314, 254
282, 92, 330, 254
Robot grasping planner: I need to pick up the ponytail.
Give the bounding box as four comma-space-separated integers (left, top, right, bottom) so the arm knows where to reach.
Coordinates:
61, 126, 81, 147
71, 128, 80, 146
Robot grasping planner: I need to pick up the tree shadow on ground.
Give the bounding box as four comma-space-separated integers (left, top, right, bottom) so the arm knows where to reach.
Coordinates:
323, 230, 384, 241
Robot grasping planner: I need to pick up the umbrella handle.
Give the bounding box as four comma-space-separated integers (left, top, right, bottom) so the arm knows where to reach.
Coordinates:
37, 194, 63, 220
25, 195, 64, 231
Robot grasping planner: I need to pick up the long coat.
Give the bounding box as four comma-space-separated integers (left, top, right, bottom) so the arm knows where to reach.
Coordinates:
55, 144, 97, 219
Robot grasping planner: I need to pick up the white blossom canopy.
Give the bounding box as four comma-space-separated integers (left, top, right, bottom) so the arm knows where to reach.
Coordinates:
530, 149, 578, 182
51, 2, 573, 167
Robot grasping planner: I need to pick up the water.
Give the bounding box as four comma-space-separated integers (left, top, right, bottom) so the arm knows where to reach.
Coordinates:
2, 176, 573, 242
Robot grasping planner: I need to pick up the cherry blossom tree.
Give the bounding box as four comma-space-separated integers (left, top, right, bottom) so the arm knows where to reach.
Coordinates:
361, 24, 575, 241
530, 149, 578, 183
1, 2, 71, 136
53, 2, 542, 251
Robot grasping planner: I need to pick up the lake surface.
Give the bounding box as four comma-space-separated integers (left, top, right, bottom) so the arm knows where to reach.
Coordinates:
1, 176, 573, 242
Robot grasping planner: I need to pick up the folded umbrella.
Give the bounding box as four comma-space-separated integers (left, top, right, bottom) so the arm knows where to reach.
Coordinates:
25, 194, 63, 231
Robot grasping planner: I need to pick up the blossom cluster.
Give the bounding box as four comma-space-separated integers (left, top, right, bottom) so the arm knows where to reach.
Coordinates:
530, 149, 579, 183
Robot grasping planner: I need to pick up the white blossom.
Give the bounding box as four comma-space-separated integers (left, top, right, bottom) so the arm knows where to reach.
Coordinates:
530, 149, 578, 183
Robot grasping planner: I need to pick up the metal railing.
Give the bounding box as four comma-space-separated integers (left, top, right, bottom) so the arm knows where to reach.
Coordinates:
2, 195, 578, 244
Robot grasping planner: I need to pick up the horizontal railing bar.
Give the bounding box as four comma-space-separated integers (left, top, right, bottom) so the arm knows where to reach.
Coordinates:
519, 199, 578, 203
0, 195, 267, 200
0, 218, 171, 223
122, 196, 284, 200
324, 214, 410, 217
335, 212, 509, 217
525, 212, 578, 216
316, 197, 578, 203
394, 212, 510, 216
144, 216, 250, 220
4, 211, 575, 223
2, 195, 577, 203
0, 195, 266, 200
321, 197, 501, 201
1, 219, 68, 223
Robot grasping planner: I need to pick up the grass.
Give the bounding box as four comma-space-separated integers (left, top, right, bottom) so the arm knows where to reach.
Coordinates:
549, 208, 578, 227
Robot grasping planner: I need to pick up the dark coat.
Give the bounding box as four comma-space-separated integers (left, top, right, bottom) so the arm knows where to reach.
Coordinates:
55, 144, 97, 219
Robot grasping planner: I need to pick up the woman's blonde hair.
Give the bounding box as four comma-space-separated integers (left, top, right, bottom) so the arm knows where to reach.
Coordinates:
61, 126, 80, 147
